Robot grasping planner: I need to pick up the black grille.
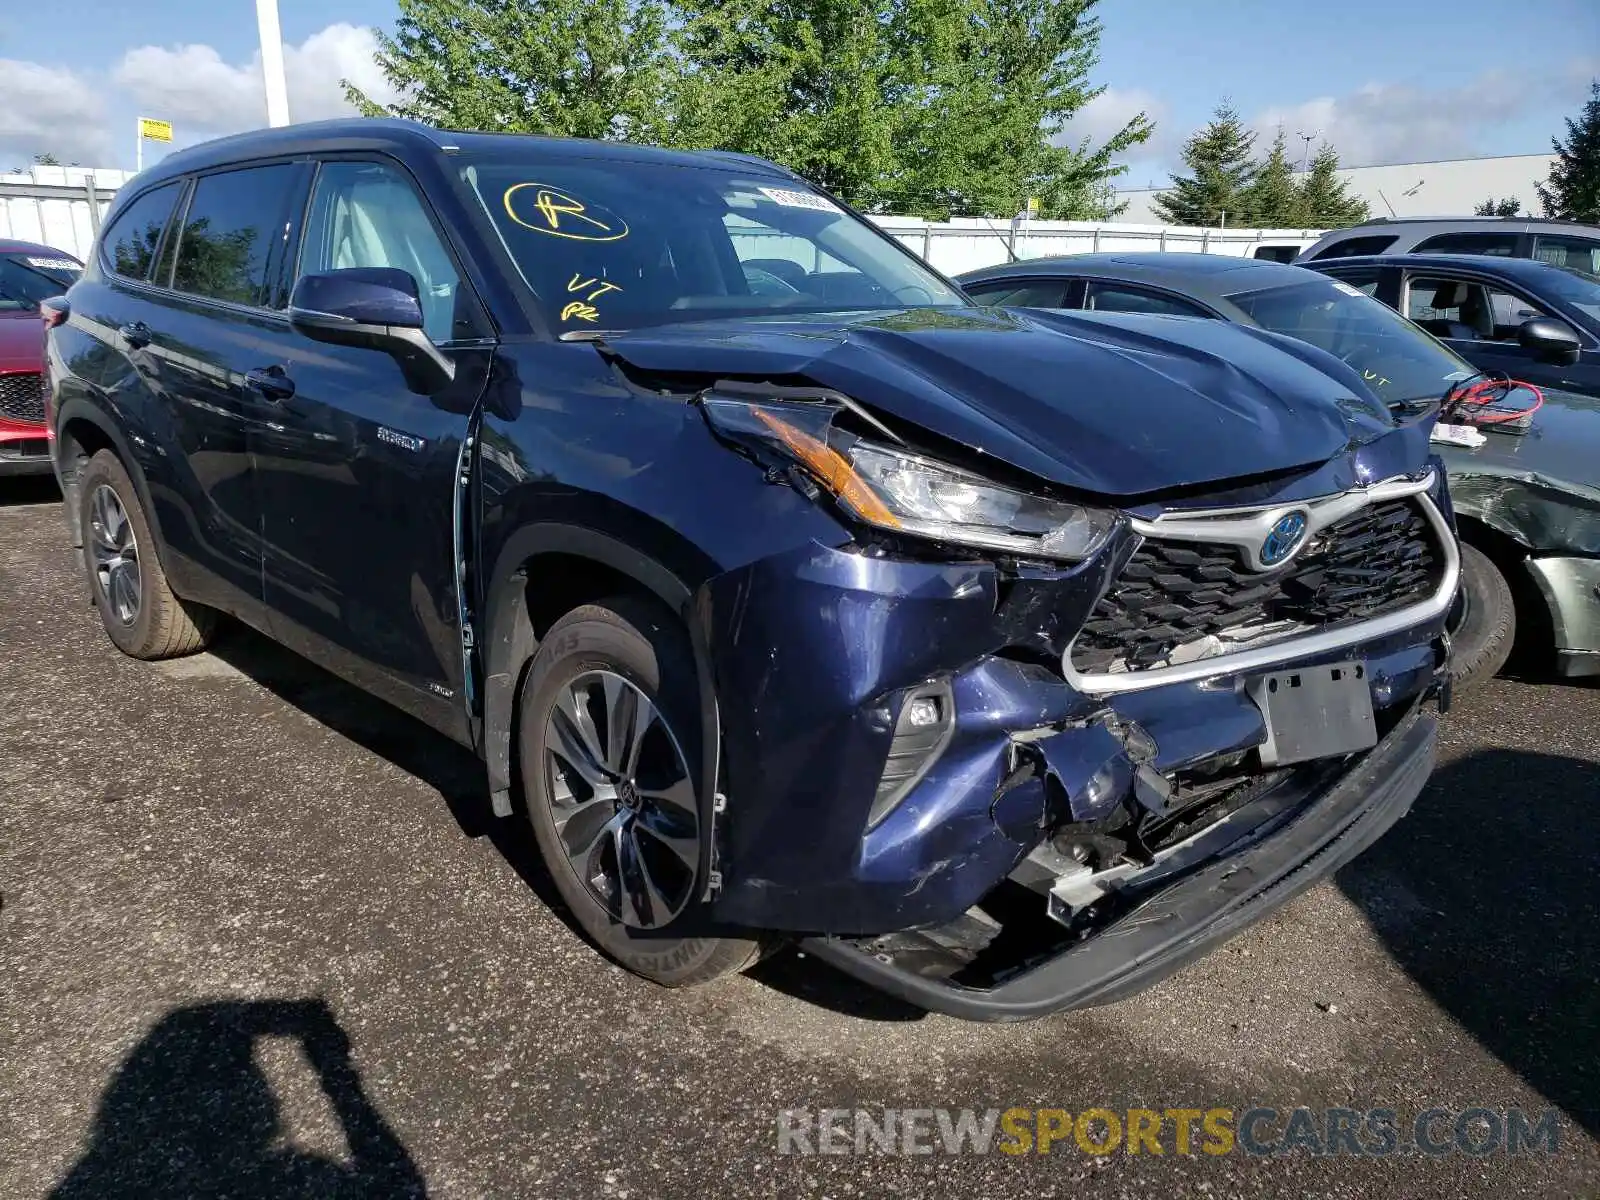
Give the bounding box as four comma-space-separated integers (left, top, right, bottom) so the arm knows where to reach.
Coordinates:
0, 372, 45, 425
1072, 498, 1442, 674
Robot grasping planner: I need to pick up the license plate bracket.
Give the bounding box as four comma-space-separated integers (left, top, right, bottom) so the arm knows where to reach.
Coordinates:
1247, 661, 1377, 766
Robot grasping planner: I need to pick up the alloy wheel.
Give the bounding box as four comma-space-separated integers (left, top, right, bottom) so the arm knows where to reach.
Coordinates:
89, 484, 141, 626
543, 670, 701, 930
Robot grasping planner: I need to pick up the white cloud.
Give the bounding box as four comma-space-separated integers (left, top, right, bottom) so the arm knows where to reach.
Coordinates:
0, 59, 114, 166
112, 23, 400, 137
1057, 87, 1168, 158
1250, 57, 1599, 168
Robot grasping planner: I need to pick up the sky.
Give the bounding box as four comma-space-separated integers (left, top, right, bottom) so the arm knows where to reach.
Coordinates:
3, 0, 1597, 183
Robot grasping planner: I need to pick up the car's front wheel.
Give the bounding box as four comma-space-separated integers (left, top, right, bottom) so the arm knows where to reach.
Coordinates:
1448, 542, 1515, 691
78, 449, 215, 660
517, 597, 765, 986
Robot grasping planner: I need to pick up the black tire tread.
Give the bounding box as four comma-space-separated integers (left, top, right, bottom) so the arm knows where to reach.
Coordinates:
1451, 542, 1515, 691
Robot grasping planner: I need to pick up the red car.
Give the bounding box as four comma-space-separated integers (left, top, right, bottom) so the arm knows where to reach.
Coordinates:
0, 238, 81, 475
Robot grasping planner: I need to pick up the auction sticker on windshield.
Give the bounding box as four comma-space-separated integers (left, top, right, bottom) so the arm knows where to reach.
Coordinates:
759, 187, 841, 213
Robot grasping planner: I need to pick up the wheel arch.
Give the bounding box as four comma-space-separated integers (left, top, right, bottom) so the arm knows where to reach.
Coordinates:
479, 523, 722, 830
1453, 512, 1556, 657
53, 397, 157, 550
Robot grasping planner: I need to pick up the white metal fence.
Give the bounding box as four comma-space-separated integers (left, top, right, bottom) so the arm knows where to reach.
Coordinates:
0, 167, 1327, 276
870, 216, 1327, 276
0, 166, 136, 262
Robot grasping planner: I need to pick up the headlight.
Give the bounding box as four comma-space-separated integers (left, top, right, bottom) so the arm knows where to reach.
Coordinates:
701, 393, 1118, 561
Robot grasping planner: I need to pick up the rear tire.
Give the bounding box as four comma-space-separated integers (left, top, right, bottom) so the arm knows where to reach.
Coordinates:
517, 596, 764, 986
1449, 542, 1515, 691
78, 449, 215, 660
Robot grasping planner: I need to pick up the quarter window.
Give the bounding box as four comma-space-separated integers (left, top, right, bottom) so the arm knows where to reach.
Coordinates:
1532, 234, 1600, 275
298, 161, 464, 343
102, 183, 182, 282
1085, 282, 1208, 317
172, 165, 297, 306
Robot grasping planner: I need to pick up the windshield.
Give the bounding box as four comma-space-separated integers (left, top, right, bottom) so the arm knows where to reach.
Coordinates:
1228, 277, 1473, 404
459, 156, 963, 334
0, 252, 81, 313
1537, 266, 1600, 324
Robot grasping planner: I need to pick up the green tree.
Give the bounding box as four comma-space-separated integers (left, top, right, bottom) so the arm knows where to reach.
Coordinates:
876, 0, 1152, 220
343, 0, 676, 142
1244, 129, 1302, 226
1298, 143, 1368, 226
1473, 197, 1522, 216
668, 0, 901, 208
1537, 79, 1600, 222
1151, 100, 1257, 226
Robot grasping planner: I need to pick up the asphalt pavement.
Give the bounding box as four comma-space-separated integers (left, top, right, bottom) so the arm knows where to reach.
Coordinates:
2, 477, 1597, 1199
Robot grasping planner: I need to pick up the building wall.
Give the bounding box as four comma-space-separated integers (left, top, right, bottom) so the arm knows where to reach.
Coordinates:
1114, 153, 1557, 225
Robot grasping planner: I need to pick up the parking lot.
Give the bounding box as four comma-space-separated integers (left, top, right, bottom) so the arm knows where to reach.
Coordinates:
1, 475, 1597, 1198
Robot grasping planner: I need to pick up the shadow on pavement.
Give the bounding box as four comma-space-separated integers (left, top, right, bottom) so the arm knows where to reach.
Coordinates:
203, 625, 584, 940
49, 998, 425, 1199
1337, 748, 1600, 1137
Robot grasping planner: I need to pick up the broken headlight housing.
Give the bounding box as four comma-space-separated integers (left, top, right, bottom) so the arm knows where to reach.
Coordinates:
701, 393, 1118, 561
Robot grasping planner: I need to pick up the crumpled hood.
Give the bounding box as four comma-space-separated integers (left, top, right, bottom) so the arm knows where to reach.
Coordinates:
601, 306, 1399, 497
0, 311, 44, 374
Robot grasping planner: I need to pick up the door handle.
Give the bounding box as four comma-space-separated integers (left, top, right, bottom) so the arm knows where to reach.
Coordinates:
245, 366, 296, 403
118, 321, 152, 350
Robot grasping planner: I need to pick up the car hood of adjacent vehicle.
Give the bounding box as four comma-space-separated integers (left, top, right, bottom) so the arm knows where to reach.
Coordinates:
0, 311, 43, 374
600, 306, 1401, 498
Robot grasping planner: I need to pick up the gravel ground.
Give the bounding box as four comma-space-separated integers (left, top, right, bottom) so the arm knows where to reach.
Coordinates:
2, 477, 1597, 1199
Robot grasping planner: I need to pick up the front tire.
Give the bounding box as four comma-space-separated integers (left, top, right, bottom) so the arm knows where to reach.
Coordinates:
78, 450, 215, 660
517, 597, 763, 986
1449, 542, 1515, 691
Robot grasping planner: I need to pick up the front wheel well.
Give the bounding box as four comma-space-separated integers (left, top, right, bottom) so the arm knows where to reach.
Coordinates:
1453, 514, 1555, 665
521, 553, 662, 641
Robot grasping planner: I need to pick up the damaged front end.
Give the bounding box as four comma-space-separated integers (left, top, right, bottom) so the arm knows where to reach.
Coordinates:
683, 377, 1454, 1020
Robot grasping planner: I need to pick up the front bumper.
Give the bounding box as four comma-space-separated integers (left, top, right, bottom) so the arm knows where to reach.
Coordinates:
801, 702, 1436, 1020
0, 416, 51, 476
696, 532, 1449, 936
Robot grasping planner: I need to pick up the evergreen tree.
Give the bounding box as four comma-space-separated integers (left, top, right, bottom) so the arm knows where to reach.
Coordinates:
1537, 79, 1600, 223
343, 0, 676, 143
1244, 129, 1302, 227
1473, 197, 1521, 216
1151, 101, 1257, 226
1298, 143, 1368, 226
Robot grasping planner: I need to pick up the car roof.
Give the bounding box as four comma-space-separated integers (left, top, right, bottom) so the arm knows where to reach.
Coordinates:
957, 252, 1315, 300
1340, 216, 1592, 230
135, 117, 798, 187
0, 237, 79, 260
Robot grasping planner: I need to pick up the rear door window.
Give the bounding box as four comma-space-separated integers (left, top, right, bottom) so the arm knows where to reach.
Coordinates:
1412, 232, 1520, 256
1085, 282, 1209, 317
101, 183, 183, 282
171, 164, 298, 307
964, 279, 1069, 308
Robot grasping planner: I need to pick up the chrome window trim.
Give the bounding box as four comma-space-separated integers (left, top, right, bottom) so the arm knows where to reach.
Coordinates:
1065, 474, 1457, 696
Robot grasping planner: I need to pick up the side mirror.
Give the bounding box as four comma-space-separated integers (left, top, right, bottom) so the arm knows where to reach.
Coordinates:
1517, 316, 1582, 366
289, 268, 455, 394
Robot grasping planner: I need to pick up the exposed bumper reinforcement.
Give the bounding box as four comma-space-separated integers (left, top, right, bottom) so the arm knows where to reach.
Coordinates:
800, 704, 1437, 1022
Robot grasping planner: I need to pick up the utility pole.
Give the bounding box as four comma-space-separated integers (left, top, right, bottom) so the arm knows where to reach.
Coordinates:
256, 0, 291, 126
1296, 131, 1318, 174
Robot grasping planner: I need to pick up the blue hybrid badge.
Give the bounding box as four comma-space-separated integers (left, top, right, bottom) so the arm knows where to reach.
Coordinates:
1261, 511, 1309, 567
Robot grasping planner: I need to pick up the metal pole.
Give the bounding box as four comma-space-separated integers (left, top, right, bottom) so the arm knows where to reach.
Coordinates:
135, 118, 142, 173
256, 0, 292, 127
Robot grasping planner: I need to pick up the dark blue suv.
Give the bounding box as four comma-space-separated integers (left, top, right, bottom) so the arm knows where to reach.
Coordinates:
45, 119, 1454, 1019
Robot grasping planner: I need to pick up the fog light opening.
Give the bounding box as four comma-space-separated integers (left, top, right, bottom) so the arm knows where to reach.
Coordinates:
867, 680, 956, 828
